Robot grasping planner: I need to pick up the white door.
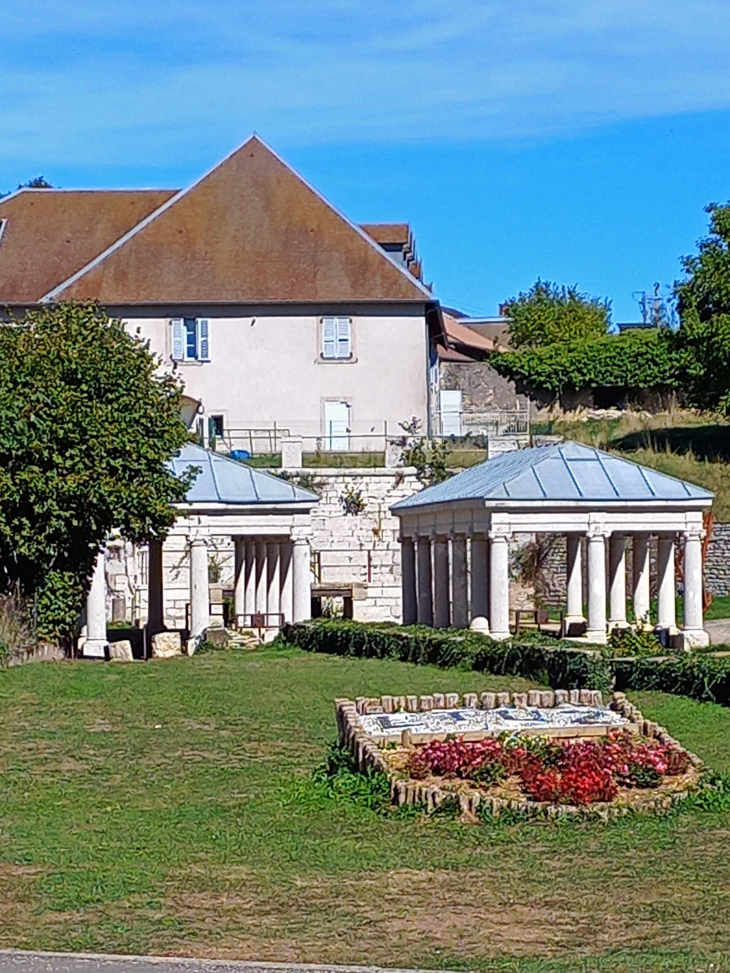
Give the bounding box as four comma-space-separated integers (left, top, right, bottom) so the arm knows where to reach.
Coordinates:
439, 389, 463, 437
324, 400, 350, 451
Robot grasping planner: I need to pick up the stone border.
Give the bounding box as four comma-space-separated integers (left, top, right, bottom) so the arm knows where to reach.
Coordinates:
334, 689, 705, 821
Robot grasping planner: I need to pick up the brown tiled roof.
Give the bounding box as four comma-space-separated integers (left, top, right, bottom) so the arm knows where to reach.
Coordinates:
0, 189, 177, 304
47, 137, 433, 304
443, 313, 507, 353
360, 223, 411, 246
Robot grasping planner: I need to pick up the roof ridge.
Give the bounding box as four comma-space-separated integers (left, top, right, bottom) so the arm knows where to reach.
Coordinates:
40, 135, 261, 301
41, 134, 433, 304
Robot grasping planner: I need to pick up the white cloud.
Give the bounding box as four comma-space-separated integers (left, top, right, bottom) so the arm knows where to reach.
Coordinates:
2, 0, 730, 169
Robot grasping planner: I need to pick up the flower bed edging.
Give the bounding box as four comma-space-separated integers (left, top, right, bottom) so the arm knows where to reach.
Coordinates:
334, 690, 705, 821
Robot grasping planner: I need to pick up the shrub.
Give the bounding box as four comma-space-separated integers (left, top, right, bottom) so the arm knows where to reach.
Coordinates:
613, 654, 730, 705
280, 619, 611, 691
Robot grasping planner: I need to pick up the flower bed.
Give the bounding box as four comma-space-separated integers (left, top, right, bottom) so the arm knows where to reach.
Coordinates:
334, 690, 704, 820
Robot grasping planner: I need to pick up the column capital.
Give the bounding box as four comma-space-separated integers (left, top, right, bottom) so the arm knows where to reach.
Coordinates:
586, 524, 610, 540
683, 526, 705, 541
488, 526, 511, 542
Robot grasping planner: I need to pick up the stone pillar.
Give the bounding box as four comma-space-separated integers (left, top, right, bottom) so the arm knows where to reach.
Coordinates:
585, 529, 608, 644
189, 537, 210, 644
244, 538, 256, 625
267, 540, 281, 623
280, 541, 294, 623
488, 531, 510, 641
656, 534, 677, 633
632, 534, 651, 628
281, 436, 303, 470
416, 535, 433, 626
608, 533, 628, 630
83, 548, 108, 658
432, 535, 450, 629
255, 540, 268, 614
451, 533, 469, 629
564, 535, 584, 635
400, 536, 417, 626
682, 528, 709, 647
233, 538, 246, 627
469, 534, 489, 632
147, 538, 164, 635
292, 537, 312, 623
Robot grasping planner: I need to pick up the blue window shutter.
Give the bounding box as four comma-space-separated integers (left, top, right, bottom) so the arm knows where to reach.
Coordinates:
336, 317, 351, 358
171, 318, 184, 361
198, 318, 210, 361
322, 317, 336, 358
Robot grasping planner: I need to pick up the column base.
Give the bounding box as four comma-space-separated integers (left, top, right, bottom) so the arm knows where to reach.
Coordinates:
678, 628, 710, 650
584, 629, 608, 646
82, 638, 107, 659
608, 619, 630, 632
469, 616, 490, 635
489, 629, 510, 642
562, 614, 586, 637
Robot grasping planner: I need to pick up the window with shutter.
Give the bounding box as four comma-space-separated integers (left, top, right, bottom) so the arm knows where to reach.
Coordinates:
198, 318, 210, 361
322, 317, 337, 358
321, 316, 352, 359
335, 317, 351, 358
171, 318, 185, 361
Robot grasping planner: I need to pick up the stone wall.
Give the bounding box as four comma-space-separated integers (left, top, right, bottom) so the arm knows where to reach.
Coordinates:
705, 522, 730, 596
306, 467, 420, 623
439, 361, 529, 413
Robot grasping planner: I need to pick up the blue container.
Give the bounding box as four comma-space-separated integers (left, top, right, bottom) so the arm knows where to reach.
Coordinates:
230, 449, 251, 462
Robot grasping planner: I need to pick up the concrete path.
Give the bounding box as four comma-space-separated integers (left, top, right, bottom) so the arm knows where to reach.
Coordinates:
704, 618, 730, 646
0, 953, 448, 973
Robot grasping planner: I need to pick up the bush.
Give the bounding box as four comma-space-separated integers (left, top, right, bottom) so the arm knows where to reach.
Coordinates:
613, 654, 730, 705
280, 619, 611, 691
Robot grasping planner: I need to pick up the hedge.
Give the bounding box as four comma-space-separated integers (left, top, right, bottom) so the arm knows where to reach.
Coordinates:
612, 654, 730, 705
280, 619, 611, 692
280, 619, 730, 707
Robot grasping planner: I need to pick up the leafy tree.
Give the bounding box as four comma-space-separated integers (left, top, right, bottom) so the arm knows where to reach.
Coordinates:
502, 279, 610, 348
492, 331, 680, 395
1, 176, 53, 199
673, 203, 730, 414
0, 302, 192, 638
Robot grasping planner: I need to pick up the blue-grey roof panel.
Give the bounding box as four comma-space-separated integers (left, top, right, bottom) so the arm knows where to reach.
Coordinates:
169, 443, 319, 505
392, 442, 714, 510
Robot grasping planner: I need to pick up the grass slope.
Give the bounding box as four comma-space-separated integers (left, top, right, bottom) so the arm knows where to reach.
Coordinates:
1, 648, 729, 972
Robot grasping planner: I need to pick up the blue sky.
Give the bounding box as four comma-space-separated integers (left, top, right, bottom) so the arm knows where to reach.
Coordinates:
3, 0, 730, 319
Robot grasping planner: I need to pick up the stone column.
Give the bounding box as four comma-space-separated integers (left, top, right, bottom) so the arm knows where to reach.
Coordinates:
451, 533, 469, 629
469, 533, 489, 633
255, 540, 268, 615
292, 537, 312, 623
267, 540, 281, 623
632, 534, 651, 628
432, 535, 450, 628
233, 538, 246, 628
564, 534, 584, 635
608, 533, 628, 630
656, 534, 677, 632
585, 529, 608, 644
488, 530, 510, 641
147, 538, 164, 635
400, 536, 417, 625
280, 541, 294, 623
189, 537, 210, 644
682, 527, 709, 647
416, 535, 433, 626
244, 538, 256, 625
83, 547, 108, 658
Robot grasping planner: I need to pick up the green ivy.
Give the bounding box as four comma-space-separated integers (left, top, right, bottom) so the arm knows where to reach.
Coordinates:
491, 330, 680, 395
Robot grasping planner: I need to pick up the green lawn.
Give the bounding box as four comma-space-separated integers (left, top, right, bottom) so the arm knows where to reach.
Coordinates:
1, 648, 730, 972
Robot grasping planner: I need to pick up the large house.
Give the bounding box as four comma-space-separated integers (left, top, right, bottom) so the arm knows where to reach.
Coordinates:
0, 136, 445, 454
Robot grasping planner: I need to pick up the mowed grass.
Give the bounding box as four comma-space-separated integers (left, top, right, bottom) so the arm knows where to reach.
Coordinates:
1, 648, 730, 972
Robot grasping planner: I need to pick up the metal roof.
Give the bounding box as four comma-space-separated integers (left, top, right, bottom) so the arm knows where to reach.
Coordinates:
392, 441, 714, 510
169, 444, 319, 506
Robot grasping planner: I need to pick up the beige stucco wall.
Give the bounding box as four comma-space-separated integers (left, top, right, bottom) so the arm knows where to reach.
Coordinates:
118, 305, 429, 451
